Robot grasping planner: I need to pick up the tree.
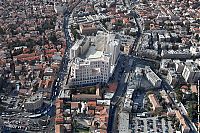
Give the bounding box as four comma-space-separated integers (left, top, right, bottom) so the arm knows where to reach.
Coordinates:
187, 101, 198, 121
146, 90, 154, 96
49, 34, 57, 44
115, 20, 123, 27
157, 93, 163, 103
195, 34, 199, 42
0, 27, 5, 35
191, 93, 197, 101
175, 88, 183, 102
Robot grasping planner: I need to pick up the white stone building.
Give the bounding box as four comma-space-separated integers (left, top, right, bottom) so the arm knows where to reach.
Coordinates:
166, 68, 178, 86
68, 31, 120, 86
118, 112, 129, 133
190, 46, 200, 56
182, 62, 200, 83
145, 66, 162, 88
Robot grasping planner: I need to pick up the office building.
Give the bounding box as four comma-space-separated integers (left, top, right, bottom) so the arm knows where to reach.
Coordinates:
69, 31, 120, 86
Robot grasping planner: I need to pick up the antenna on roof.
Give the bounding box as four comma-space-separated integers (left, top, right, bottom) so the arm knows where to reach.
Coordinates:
104, 32, 107, 52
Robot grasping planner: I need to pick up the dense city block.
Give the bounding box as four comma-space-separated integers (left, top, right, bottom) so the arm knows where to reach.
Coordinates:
0, 0, 199, 133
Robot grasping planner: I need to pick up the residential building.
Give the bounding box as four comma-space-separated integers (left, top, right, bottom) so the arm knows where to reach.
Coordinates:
166, 68, 178, 86
190, 46, 200, 56
161, 49, 192, 59
79, 23, 97, 35
72, 87, 102, 101
148, 94, 162, 112
175, 110, 190, 133
145, 66, 162, 88
159, 90, 172, 105
117, 34, 135, 55
174, 60, 185, 74
55, 99, 72, 133
182, 62, 200, 83
118, 112, 129, 133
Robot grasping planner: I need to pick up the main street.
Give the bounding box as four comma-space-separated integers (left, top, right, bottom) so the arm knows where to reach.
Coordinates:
107, 0, 143, 132
27, 0, 82, 119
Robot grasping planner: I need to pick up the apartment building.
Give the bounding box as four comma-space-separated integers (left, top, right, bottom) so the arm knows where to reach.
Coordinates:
182, 62, 200, 83
118, 112, 129, 133
145, 66, 162, 88
148, 94, 162, 112
175, 110, 190, 133
79, 23, 97, 35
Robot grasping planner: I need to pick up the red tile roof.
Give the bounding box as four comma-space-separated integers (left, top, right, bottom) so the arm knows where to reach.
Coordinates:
19, 56, 40, 62
71, 102, 79, 109
107, 82, 118, 93
123, 18, 129, 24
55, 117, 64, 123
87, 101, 97, 107
45, 49, 57, 54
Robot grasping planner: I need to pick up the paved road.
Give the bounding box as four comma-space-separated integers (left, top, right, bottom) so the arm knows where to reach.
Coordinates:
26, 1, 82, 119
107, 55, 128, 133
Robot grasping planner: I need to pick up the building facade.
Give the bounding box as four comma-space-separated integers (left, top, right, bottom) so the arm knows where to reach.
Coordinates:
145, 66, 162, 88
24, 93, 43, 111
182, 62, 200, 83
69, 32, 120, 86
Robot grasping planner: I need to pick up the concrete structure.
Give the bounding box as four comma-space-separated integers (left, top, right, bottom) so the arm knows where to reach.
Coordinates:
166, 68, 178, 86
182, 62, 200, 83
24, 93, 43, 111
145, 66, 162, 88
161, 49, 192, 59
174, 60, 185, 74
69, 31, 120, 86
118, 112, 129, 133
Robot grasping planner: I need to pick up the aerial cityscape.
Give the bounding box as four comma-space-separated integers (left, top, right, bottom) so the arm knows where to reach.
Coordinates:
0, 0, 199, 133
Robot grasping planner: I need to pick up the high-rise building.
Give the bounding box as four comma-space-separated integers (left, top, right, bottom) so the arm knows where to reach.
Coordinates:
68, 31, 120, 86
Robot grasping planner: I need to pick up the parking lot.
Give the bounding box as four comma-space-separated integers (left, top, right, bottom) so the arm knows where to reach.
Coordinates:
0, 112, 54, 132
131, 116, 175, 133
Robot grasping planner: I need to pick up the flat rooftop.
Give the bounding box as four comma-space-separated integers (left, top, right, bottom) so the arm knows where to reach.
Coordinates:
85, 45, 104, 59
26, 93, 42, 103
